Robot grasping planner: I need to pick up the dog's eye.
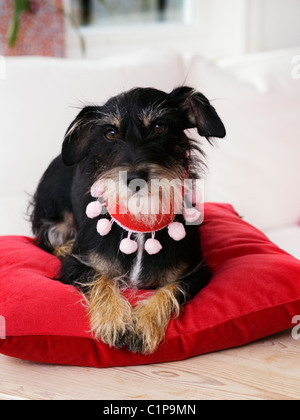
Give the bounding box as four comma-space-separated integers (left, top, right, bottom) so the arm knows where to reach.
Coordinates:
154, 123, 167, 135
104, 128, 118, 141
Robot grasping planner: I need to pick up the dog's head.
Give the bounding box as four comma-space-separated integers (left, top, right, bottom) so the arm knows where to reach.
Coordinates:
62, 87, 225, 222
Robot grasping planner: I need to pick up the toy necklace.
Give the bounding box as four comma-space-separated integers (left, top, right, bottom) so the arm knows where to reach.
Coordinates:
86, 179, 202, 256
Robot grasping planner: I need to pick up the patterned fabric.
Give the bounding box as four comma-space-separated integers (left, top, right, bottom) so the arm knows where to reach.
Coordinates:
0, 0, 64, 57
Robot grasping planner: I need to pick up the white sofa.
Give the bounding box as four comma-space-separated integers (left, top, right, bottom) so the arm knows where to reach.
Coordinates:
1, 47, 299, 259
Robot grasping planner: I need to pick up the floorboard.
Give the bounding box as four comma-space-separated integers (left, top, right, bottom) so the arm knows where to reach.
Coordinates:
0, 329, 299, 400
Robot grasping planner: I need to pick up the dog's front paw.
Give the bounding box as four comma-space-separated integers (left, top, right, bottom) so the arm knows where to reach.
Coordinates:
87, 276, 133, 349
91, 313, 133, 349
128, 283, 183, 355
128, 302, 170, 355
89, 300, 133, 349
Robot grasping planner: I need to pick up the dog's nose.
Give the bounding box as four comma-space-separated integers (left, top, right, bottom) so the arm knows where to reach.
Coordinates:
127, 171, 148, 190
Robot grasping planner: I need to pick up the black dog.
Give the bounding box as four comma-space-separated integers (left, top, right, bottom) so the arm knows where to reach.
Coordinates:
30, 86, 225, 354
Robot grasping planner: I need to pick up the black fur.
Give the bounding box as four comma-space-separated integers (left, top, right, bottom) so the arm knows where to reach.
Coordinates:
30, 86, 225, 353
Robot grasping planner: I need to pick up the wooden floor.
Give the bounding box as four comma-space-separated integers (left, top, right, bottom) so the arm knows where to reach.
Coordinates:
0, 329, 299, 400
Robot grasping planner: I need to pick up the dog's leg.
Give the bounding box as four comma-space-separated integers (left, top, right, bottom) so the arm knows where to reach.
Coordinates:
30, 155, 77, 254
86, 275, 133, 349
60, 253, 133, 348
129, 264, 211, 355
129, 282, 185, 355
53, 238, 75, 258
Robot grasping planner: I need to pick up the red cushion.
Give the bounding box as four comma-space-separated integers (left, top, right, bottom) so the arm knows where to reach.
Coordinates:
0, 203, 299, 367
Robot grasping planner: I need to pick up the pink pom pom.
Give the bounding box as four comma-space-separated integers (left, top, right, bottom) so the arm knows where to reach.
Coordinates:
86, 201, 103, 219
91, 180, 105, 198
145, 238, 163, 255
97, 219, 112, 236
183, 207, 201, 224
119, 237, 138, 255
168, 222, 186, 241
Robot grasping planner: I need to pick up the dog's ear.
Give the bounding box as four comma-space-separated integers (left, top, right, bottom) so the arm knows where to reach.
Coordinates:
62, 106, 100, 166
170, 86, 226, 139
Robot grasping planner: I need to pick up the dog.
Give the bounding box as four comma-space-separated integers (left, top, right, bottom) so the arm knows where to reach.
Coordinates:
30, 86, 226, 355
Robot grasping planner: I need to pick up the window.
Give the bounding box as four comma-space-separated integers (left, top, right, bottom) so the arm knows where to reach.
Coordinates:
70, 0, 189, 27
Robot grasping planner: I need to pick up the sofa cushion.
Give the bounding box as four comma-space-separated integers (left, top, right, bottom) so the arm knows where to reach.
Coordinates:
216, 47, 300, 94
186, 51, 300, 231
264, 225, 300, 260
0, 203, 299, 368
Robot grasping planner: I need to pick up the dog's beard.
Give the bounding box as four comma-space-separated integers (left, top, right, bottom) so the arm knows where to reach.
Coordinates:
98, 166, 185, 226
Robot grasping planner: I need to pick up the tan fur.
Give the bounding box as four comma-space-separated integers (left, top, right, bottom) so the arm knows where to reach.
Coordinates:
85, 273, 185, 353
54, 239, 75, 258
132, 282, 185, 354
87, 275, 133, 348
98, 113, 122, 129
138, 102, 168, 127
86, 252, 123, 279
48, 211, 76, 251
